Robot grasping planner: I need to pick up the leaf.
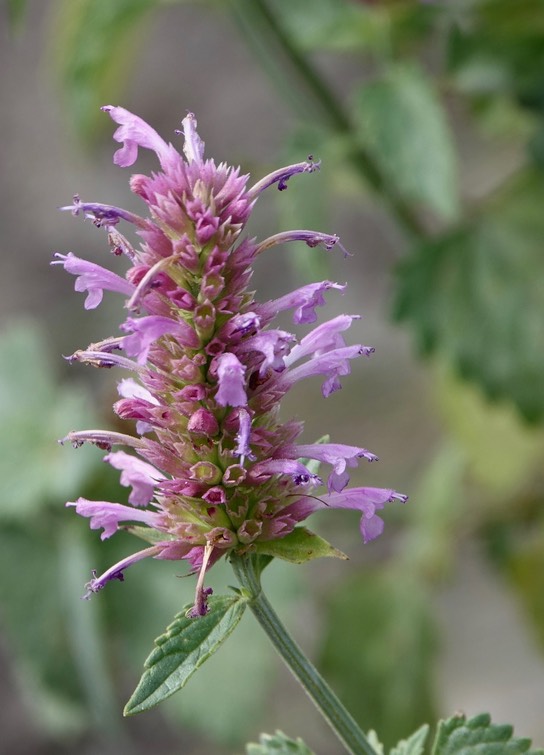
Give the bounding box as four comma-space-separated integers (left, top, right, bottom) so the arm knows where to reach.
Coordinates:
246, 729, 316, 754
319, 570, 437, 750
124, 594, 246, 714
391, 725, 430, 755
50, 0, 155, 138
354, 64, 458, 220
431, 712, 544, 755
252, 527, 348, 564
433, 367, 544, 497
395, 171, 544, 422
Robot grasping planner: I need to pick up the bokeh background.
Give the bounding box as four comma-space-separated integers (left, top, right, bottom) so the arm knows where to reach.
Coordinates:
1, 1, 544, 753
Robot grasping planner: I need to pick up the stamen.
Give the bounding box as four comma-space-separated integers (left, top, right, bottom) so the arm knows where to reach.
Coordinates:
186, 543, 215, 618
126, 254, 180, 311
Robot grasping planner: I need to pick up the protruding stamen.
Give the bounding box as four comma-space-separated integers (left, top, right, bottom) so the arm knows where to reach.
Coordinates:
186, 543, 215, 617
247, 158, 320, 200
59, 430, 144, 451
255, 230, 348, 257
126, 254, 180, 311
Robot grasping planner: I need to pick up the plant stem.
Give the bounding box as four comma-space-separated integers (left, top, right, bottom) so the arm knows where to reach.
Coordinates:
231, 553, 377, 755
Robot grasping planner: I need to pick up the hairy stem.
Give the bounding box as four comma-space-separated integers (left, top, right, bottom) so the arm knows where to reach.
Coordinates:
231, 553, 377, 755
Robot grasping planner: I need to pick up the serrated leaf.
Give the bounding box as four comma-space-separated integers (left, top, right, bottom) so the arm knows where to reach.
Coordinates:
50, 0, 155, 138
391, 724, 430, 755
246, 729, 315, 754
367, 731, 385, 755
432, 712, 544, 755
395, 171, 544, 422
124, 594, 246, 714
354, 64, 458, 220
252, 527, 347, 564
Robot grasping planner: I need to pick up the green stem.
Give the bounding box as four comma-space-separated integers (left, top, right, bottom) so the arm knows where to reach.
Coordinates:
231, 554, 377, 755
229, 0, 427, 240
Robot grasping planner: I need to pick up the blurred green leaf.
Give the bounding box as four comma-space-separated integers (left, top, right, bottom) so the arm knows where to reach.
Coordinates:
124, 594, 246, 714
271, 0, 391, 54
391, 725, 430, 755
431, 712, 544, 755
51, 0, 155, 138
0, 322, 98, 521
354, 64, 459, 220
6, 0, 27, 29
433, 367, 544, 496
395, 171, 544, 422
252, 527, 348, 563
246, 729, 315, 754
319, 571, 437, 750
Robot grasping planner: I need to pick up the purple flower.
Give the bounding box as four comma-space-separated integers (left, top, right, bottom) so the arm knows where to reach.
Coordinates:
57, 106, 406, 616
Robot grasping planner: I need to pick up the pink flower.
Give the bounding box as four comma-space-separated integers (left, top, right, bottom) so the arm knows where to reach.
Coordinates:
57, 107, 406, 616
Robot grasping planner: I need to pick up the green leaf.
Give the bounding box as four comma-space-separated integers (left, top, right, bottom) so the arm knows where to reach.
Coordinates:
431, 712, 544, 755
252, 527, 348, 564
395, 171, 544, 422
51, 0, 155, 138
246, 729, 316, 754
124, 594, 246, 714
433, 367, 544, 496
391, 725, 430, 755
319, 571, 437, 750
354, 64, 458, 220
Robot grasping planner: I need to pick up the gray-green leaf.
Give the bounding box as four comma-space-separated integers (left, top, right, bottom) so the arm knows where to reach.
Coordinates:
246, 730, 315, 755
252, 527, 348, 564
391, 724, 430, 755
124, 594, 246, 715
431, 712, 544, 755
354, 64, 458, 220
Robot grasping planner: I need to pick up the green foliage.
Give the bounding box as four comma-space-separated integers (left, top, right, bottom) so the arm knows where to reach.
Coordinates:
51, 0, 155, 138
319, 570, 437, 750
434, 367, 544, 497
252, 527, 347, 563
354, 64, 459, 221
431, 712, 544, 755
246, 730, 315, 755
124, 594, 247, 714
390, 725, 430, 755
395, 171, 544, 422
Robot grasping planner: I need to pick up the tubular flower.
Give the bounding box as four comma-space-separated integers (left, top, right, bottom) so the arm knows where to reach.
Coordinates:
57, 106, 406, 615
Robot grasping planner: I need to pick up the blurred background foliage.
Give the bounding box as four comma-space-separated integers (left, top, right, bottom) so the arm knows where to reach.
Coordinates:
1, 0, 544, 753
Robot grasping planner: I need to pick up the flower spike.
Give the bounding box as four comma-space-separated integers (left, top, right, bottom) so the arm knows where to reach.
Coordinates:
57, 106, 406, 615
